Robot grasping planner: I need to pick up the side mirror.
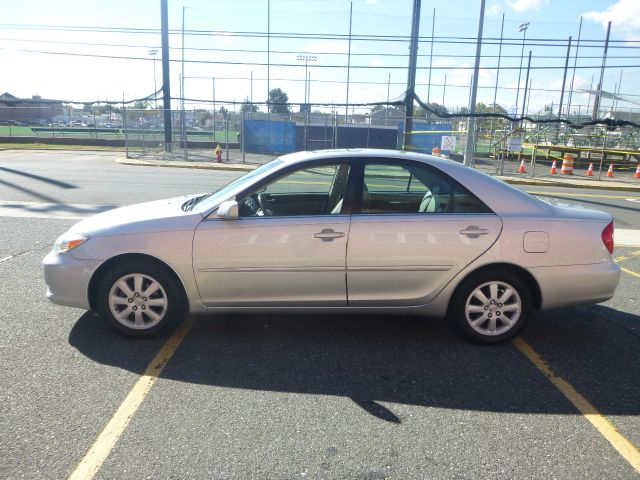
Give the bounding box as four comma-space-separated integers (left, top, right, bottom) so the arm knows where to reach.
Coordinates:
217, 200, 239, 219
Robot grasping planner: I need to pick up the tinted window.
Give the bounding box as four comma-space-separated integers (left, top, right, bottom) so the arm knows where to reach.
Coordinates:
360, 162, 490, 214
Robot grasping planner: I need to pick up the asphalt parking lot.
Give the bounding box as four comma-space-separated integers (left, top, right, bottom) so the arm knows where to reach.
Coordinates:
0, 151, 639, 479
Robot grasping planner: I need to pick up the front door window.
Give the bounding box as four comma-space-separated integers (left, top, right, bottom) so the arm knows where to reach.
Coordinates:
238, 163, 350, 217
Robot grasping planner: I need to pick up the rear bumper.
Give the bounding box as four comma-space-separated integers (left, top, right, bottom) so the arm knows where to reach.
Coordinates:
531, 260, 621, 310
42, 251, 99, 310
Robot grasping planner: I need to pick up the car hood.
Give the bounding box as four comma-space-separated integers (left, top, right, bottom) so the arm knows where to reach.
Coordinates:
69, 195, 204, 236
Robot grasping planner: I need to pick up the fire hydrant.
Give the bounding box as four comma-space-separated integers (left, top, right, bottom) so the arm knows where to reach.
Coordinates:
215, 144, 223, 163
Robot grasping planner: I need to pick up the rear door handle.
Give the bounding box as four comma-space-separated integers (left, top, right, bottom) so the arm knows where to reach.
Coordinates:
314, 228, 345, 242
460, 225, 490, 238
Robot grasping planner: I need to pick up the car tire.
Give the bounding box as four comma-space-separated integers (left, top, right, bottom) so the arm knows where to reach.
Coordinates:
96, 260, 186, 337
450, 270, 531, 344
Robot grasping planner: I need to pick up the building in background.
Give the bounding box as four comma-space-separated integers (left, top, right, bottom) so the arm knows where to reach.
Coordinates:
0, 93, 64, 124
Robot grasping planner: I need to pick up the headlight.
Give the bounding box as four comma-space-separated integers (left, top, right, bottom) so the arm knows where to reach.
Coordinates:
53, 232, 90, 253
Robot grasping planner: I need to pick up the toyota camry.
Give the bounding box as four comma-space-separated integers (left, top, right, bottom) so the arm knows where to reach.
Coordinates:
43, 149, 621, 343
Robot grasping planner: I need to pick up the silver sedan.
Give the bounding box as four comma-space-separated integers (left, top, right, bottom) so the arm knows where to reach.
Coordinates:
43, 149, 621, 344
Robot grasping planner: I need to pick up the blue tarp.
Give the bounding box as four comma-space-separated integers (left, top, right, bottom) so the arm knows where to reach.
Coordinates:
399, 123, 452, 154
243, 120, 296, 154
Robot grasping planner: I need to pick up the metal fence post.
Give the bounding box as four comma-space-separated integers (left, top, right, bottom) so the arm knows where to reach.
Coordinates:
93, 106, 98, 140
225, 113, 229, 162
141, 111, 147, 156
597, 129, 607, 180
124, 108, 130, 158
241, 110, 245, 164
305, 109, 309, 150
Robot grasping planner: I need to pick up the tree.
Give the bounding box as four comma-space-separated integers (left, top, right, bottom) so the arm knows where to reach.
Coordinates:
370, 104, 404, 115
133, 100, 150, 110
240, 97, 259, 113
450, 104, 509, 137
474, 102, 509, 137
267, 88, 290, 114
415, 102, 449, 120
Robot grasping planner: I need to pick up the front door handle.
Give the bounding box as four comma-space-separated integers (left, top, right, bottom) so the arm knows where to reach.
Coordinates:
314, 228, 345, 242
459, 225, 490, 238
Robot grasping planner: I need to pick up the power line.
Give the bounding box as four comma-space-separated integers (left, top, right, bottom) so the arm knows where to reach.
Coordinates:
2, 36, 639, 61
5, 46, 640, 71
0, 23, 638, 48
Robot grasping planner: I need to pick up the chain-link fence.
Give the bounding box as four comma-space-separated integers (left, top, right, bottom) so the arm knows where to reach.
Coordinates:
1, 103, 639, 182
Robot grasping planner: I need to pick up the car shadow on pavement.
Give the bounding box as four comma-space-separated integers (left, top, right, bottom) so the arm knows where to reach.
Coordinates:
69, 305, 640, 421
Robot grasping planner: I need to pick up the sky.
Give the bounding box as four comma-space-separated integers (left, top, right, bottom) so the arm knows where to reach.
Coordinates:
1, 0, 639, 116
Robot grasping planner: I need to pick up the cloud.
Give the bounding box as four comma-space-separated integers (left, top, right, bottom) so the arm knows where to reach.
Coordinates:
433, 58, 458, 68
488, 4, 504, 16
302, 40, 351, 55
583, 0, 640, 41
506, 0, 549, 12
369, 58, 383, 67
216, 32, 235, 45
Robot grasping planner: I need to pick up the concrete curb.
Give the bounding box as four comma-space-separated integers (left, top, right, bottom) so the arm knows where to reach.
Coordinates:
115, 158, 255, 172
496, 176, 640, 192
115, 158, 640, 193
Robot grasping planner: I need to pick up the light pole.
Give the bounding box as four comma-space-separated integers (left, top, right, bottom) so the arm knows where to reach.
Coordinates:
296, 55, 317, 112
147, 48, 158, 109
514, 22, 529, 116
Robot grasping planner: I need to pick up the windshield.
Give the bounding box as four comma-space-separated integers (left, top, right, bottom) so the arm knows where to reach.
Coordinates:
186, 159, 284, 212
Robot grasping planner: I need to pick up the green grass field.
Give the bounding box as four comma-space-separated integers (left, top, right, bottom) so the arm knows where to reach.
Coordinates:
0, 126, 239, 142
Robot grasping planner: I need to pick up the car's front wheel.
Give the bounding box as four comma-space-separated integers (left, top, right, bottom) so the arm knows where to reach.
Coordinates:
96, 261, 186, 337
451, 271, 531, 344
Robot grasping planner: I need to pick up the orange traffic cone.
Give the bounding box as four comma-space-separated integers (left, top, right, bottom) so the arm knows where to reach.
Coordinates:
635, 164, 640, 179
518, 159, 526, 174
550, 160, 557, 174
606, 163, 614, 178
586, 163, 594, 177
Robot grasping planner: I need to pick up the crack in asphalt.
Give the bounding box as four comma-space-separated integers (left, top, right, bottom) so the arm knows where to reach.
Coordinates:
0, 243, 53, 264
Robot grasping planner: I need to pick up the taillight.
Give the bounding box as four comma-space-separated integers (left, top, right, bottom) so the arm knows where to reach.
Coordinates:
601, 221, 614, 254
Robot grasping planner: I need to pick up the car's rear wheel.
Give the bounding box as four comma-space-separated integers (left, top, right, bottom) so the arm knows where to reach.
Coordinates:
96, 261, 186, 337
451, 271, 531, 344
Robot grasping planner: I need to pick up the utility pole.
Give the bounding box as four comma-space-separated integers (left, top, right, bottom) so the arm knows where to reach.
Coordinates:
521, 51, 532, 119
426, 8, 435, 117
180, 6, 186, 155
345, 1, 353, 122
160, 0, 172, 151
463, 0, 486, 167
594, 21, 612, 120
566, 16, 582, 119
148, 48, 158, 109
403, 0, 421, 150
514, 22, 529, 115
267, 0, 271, 108
489, 12, 505, 147
557, 37, 572, 119
386, 73, 390, 126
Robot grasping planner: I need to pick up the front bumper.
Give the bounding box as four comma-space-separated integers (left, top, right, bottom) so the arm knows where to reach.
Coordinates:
42, 251, 100, 310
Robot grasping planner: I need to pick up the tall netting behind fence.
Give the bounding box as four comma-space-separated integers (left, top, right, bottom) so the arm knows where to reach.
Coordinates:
0, 102, 638, 182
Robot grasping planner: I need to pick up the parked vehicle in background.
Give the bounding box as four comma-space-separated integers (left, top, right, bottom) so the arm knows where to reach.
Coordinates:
43, 149, 621, 344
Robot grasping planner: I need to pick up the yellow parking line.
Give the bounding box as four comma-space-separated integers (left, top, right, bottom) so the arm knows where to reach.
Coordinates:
621, 267, 640, 279
615, 250, 640, 263
68, 317, 195, 480
513, 337, 640, 473
527, 191, 639, 200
